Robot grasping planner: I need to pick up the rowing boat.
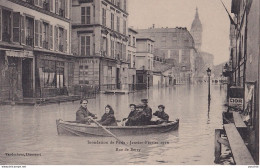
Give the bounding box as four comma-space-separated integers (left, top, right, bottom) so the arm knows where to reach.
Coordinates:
56, 119, 179, 136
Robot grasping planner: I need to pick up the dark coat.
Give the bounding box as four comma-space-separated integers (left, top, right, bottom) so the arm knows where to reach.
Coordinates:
140, 105, 152, 125
76, 106, 95, 124
125, 110, 141, 126
153, 110, 169, 121
99, 111, 117, 126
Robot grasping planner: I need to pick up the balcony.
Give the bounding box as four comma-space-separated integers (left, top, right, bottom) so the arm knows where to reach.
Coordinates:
2, 32, 11, 42
43, 41, 49, 49
43, 2, 50, 11
26, 36, 34, 47
59, 44, 64, 52
59, 9, 65, 17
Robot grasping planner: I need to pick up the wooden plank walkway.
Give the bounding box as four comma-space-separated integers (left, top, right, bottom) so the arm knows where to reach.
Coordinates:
233, 112, 247, 128
224, 123, 255, 165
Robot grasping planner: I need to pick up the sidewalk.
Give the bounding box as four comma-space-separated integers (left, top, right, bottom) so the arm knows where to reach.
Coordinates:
0, 95, 81, 106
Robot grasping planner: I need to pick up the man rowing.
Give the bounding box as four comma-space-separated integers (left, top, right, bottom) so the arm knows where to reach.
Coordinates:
76, 99, 97, 124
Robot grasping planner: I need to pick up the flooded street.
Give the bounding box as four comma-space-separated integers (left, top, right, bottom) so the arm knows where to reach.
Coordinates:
0, 84, 227, 165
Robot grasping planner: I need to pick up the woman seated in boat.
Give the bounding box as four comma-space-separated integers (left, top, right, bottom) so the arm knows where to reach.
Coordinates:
98, 105, 118, 126
123, 104, 140, 126
151, 105, 169, 124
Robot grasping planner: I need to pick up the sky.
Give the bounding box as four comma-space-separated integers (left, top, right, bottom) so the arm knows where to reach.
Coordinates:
128, 0, 232, 65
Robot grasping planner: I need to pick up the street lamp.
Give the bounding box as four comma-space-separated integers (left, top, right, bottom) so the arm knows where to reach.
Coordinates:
206, 68, 211, 101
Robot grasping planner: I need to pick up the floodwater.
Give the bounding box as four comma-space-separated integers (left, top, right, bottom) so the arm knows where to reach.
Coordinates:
0, 84, 227, 165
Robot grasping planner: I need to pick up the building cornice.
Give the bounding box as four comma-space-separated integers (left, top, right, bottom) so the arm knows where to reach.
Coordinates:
103, 0, 129, 16
72, 24, 128, 39
7, 0, 70, 23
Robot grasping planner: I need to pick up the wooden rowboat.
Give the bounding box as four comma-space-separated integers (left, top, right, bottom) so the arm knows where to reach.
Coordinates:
56, 119, 179, 137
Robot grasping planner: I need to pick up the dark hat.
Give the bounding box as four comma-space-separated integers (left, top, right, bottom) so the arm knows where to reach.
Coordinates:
141, 99, 148, 103
129, 104, 136, 108
158, 105, 165, 109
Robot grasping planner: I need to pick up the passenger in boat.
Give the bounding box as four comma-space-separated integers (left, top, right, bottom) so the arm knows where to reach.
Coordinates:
139, 99, 153, 125
76, 99, 97, 124
152, 105, 169, 124
98, 105, 118, 126
123, 104, 140, 126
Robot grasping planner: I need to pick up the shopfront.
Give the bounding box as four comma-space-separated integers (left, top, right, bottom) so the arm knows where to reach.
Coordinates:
0, 49, 34, 101
35, 52, 75, 98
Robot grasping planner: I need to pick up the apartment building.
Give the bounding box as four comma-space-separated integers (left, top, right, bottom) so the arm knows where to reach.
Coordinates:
71, 0, 129, 91
0, 0, 73, 101
135, 37, 154, 88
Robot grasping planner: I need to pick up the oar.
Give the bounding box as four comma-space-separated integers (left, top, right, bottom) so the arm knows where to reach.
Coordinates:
89, 118, 126, 144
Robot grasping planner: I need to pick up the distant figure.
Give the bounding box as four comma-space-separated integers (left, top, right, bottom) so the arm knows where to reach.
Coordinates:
124, 104, 140, 126
139, 99, 152, 125
76, 99, 97, 124
153, 105, 169, 124
98, 105, 118, 126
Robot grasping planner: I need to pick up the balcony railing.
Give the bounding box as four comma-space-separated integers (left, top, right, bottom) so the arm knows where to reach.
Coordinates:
59, 44, 64, 52
43, 2, 50, 11
59, 9, 65, 17
43, 41, 49, 49
26, 36, 34, 46
26, 0, 34, 5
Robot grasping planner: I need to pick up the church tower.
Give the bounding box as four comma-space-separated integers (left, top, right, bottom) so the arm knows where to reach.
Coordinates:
190, 7, 203, 51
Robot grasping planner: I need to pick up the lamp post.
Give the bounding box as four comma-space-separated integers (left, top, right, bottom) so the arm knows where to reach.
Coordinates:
206, 68, 211, 101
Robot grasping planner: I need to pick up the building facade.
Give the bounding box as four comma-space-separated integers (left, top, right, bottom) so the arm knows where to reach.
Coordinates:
227, 0, 259, 163
136, 38, 154, 89
71, 0, 129, 91
137, 27, 197, 85
127, 27, 137, 90
0, 0, 73, 102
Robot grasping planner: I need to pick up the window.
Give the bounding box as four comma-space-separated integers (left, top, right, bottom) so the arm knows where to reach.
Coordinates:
42, 22, 49, 49
58, 27, 64, 52
128, 35, 131, 46
102, 8, 106, 26
2, 9, 12, 42
101, 36, 107, 56
111, 39, 114, 58
13, 12, 20, 43
148, 43, 151, 53
111, 13, 114, 30
123, 20, 126, 35
26, 17, 34, 47
122, 44, 126, 61
34, 0, 43, 7
81, 7, 91, 24
38, 60, 65, 89
81, 36, 91, 56
133, 37, 136, 47
49, 25, 53, 50
117, 16, 120, 32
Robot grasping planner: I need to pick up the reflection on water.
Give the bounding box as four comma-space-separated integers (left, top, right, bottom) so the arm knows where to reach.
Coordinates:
0, 84, 226, 165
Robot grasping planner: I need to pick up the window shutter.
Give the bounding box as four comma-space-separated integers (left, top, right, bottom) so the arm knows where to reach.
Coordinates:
55, 0, 59, 14
35, 20, 39, 47
13, 12, 20, 43
0, 8, 2, 41
64, 29, 67, 53
49, 25, 53, 50
39, 21, 43, 48
50, 0, 54, 12
20, 15, 25, 45
54, 26, 58, 51
65, 0, 68, 18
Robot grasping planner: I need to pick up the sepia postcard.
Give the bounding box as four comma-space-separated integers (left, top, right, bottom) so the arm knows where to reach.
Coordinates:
0, 0, 259, 166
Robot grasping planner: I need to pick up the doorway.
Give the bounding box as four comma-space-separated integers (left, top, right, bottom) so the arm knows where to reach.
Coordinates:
22, 58, 33, 97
